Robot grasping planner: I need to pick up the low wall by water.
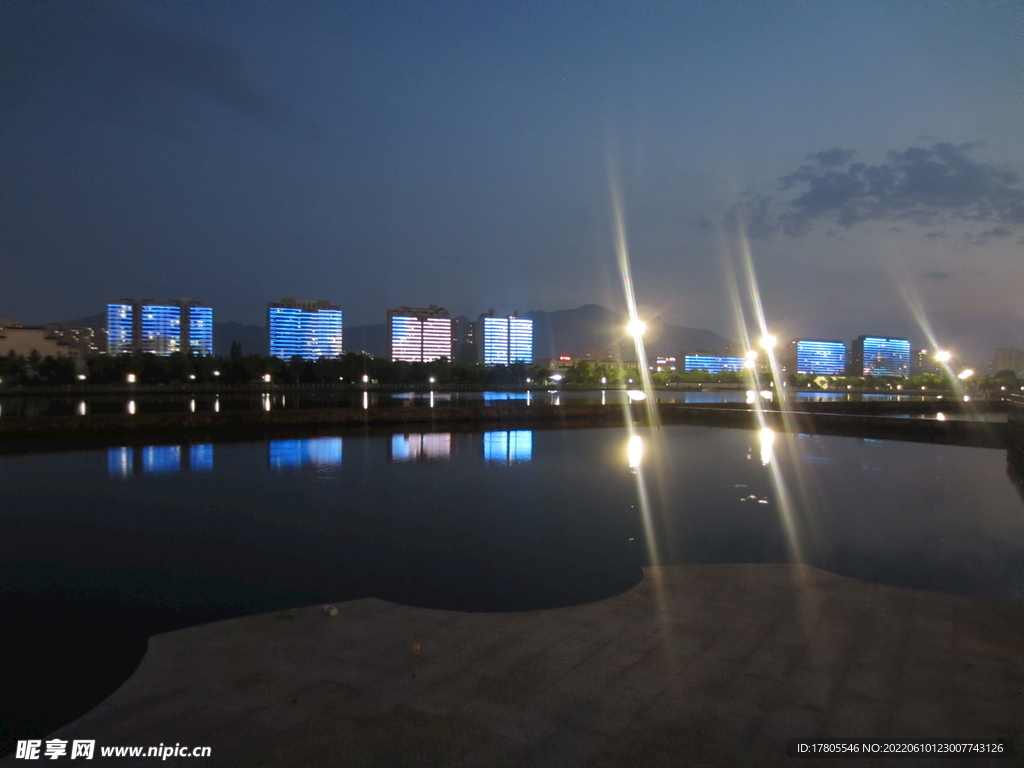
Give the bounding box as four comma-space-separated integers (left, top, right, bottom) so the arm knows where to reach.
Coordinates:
0, 401, 1008, 452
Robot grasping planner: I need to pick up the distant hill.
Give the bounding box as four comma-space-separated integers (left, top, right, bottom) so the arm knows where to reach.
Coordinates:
216, 323, 265, 357
344, 322, 387, 358
65, 305, 731, 360
526, 304, 731, 360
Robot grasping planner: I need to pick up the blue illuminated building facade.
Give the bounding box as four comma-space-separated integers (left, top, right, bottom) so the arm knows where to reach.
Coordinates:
479, 312, 533, 365
683, 355, 745, 373
107, 303, 134, 355
187, 306, 214, 356
852, 336, 911, 377
106, 300, 213, 356
268, 298, 343, 360
792, 339, 846, 375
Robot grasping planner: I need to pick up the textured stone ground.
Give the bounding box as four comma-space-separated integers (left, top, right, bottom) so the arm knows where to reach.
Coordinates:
8, 564, 1023, 767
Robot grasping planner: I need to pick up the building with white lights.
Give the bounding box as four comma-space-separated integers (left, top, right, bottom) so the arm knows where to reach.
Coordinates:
478, 311, 533, 366
388, 305, 452, 362
107, 300, 214, 356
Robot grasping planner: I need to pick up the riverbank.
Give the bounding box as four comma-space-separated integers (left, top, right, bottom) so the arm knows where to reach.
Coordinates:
0, 400, 1010, 452
14, 563, 1022, 767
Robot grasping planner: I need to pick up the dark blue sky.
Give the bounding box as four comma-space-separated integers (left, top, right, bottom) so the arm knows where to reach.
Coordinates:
1, 1, 1021, 362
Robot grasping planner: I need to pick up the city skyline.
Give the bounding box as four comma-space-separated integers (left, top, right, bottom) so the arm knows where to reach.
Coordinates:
1, 2, 1021, 363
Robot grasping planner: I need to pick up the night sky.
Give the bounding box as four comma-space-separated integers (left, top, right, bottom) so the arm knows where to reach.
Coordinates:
1, 1, 1021, 363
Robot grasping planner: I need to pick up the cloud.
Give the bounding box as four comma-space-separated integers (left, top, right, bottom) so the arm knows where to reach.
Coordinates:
804, 147, 856, 168
1, 3, 289, 129
717, 143, 1024, 241
781, 142, 1024, 233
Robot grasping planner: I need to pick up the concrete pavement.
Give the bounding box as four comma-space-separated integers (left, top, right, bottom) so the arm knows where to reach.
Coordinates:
12, 564, 1024, 767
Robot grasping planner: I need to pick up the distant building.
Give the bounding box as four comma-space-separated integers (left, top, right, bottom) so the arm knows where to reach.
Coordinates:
46, 323, 107, 356
267, 298, 343, 360
789, 339, 846, 376
850, 336, 910, 377
388, 305, 452, 362
993, 348, 1024, 378
478, 311, 533, 366
451, 318, 478, 363
683, 354, 745, 374
106, 300, 214, 356
0, 325, 79, 362
912, 349, 941, 376
652, 356, 677, 372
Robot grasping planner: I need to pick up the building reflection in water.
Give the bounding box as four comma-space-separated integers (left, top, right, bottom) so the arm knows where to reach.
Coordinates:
108, 443, 214, 478
482, 391, 528, 403
189, 444, 213, 472
143, 446, 181, 474
484, 430, 533, 465
108, 447, 132, 479
390, 433, 451, 462
269, 437, 343, 471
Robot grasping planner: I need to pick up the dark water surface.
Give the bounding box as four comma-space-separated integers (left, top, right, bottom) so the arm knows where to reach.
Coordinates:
1, 424, 1022, 752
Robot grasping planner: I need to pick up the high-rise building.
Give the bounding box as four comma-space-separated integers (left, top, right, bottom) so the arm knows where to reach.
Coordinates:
850, 336, 911, 377
267, 298, 343, 360
106, 300, 214, 356
478, 311, 533, 365
790, 339, 846, 375
451, 318, 478, 363
388, 305, 452, 362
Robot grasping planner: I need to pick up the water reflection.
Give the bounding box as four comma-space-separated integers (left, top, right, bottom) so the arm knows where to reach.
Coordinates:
627, 434, 643, 473
108, 444, 214, 478
390, 433, 451, 462
482, 391, 528, 402
107, 447, 132, 479
483, 431, 533, 464
269, 438, 343, 471
142, 446, 181, 475
189, 444, 213, 472
759, 427, 775, 466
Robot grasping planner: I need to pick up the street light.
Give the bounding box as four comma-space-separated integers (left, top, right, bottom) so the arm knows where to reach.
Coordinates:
626, 319, 646, 338
935, 350, 952, 363
759, 334, 777, 351
957, 369, 974, 380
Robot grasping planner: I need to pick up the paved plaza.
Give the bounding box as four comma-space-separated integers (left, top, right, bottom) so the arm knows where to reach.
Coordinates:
10, 564, 1024, 767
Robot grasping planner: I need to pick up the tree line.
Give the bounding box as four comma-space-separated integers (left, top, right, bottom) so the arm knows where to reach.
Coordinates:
1, 348, 1020, 391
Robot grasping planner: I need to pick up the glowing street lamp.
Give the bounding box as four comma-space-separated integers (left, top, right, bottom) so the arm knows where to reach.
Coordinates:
957, 369, 974, 380
626, 319, 646, 338
759, 334, 777, 351
935, 350, 952, 363
262, 373, 271, 383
